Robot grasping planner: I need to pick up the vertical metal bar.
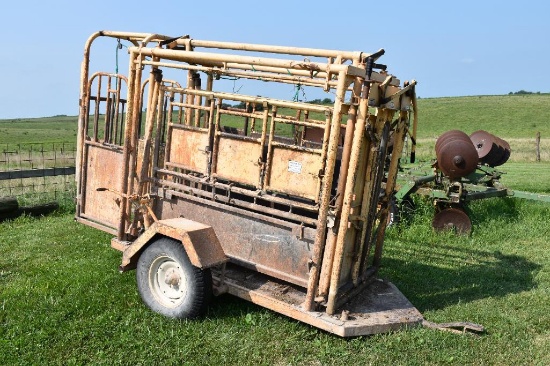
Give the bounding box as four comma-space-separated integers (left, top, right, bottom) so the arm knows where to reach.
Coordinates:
243, 102, 250, 135
373, 113, 406, 267
194, 75, 202, 127
177, 91, 184, 125
205, 96, 216, 177
318, 78, 361, 296
138, 80, 148, 138
185, 71, 194, 125
119, 101, 126, 146
76, 38, 93, 215
105, 76, 113, 143
161, 91, 168, 144
139, 65, 161, 196
350, 116, 378, 284
205, 73, 214, 128
258, 105, 269, 189
125, 56, 145, 233
117, 51, 140, 240
250, 103, 257, 132
152, 90, 167, 189
262, 105, 278, 189
356, 117, 390, 273
93, 77, 102, 142
410, 86, 418, 163
113, 77, 122, 145
210, 98, 223, 175
303, 70, 348, 312
325, 94, 369, 315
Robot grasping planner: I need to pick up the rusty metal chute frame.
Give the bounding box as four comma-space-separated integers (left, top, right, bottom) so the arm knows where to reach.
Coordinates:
76, 31, 420, 336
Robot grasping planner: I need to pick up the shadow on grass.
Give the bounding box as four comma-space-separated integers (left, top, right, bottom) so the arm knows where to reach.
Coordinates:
382, 242, 541, 312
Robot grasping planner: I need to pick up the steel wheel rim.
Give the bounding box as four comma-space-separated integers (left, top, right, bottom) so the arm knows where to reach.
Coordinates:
148, 255, 187, 308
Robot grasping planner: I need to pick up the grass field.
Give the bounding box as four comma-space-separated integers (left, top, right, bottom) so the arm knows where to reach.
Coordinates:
1, 95, 550, 365
1, 182, 548, 365
0, 116, 77, 144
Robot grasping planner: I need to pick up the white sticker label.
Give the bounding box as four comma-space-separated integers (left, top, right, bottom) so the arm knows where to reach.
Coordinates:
288, 160, 302, 174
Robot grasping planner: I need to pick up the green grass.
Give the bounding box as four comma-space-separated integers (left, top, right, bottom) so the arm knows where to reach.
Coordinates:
1, 179, 549, 365
416, 94, 550, 139
498, 162, 550, 193
0, 116, 78, 144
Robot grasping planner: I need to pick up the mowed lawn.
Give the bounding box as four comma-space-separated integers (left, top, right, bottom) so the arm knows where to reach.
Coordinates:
1, 95, 550, 365
1, 172, 548, 365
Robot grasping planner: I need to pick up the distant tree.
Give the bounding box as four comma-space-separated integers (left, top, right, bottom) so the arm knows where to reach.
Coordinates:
510, 90, 534, 95
233, 101, 263, 111
306, 98, 333, 105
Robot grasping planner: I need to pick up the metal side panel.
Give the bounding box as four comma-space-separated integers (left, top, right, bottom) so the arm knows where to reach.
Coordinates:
159, 197, 314, 287
266, 147, 322, 201
214, 137, 262, 187
169, 128, 209, 174
81, 144, 124, 229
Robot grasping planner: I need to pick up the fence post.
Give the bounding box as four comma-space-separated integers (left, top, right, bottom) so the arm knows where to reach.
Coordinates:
536, 132, 540, 162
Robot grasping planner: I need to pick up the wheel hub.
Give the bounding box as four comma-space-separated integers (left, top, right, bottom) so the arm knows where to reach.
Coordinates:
164, 268, 181, 287
148, 256, 188, 308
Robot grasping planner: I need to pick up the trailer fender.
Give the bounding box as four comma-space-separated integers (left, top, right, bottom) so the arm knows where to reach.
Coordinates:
118, 218, 228, 272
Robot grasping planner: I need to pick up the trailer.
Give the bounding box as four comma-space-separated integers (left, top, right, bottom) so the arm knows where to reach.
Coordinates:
75, 31, 423, 336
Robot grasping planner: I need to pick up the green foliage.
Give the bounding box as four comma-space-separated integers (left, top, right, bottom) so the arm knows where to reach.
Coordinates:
307, 98, 333, 105
508, 90, 542, 95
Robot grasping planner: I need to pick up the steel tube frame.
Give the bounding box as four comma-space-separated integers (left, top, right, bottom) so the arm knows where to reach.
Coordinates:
77, 31, 415, 323
304, 70, 350, 311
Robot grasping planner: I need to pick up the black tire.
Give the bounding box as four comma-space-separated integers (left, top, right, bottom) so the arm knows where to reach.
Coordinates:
136, 237, 212, 319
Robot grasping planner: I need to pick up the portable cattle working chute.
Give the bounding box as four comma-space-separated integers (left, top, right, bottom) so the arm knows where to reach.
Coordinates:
75, 30, 455, 336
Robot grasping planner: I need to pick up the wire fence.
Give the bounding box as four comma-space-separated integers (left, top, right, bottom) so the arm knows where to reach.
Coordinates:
0, 143, 76, 205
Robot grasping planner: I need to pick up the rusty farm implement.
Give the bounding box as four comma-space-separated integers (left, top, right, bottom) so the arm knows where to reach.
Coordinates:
393, 129, 550, 234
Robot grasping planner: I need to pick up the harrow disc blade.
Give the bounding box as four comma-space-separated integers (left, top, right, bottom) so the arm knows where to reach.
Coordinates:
469, 130, 501, 165
436, 131, 478, 179
435, 130, 466, 154
494, 136, 511, 166
432, 208, 472, 235
469, 130, 511, 167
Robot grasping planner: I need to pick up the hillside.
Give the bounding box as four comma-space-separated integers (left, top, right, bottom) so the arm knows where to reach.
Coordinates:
416, 94, 550, 139
0, 94, 548, 162
0, 115, 77, 144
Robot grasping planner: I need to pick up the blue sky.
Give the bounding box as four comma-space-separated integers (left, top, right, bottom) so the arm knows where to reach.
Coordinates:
1, 0, 548, 119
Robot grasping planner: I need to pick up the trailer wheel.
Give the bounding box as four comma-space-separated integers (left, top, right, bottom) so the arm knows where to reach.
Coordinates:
136, 237, 212, 319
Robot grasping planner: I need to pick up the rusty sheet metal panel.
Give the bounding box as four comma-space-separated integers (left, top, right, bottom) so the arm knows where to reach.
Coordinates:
214, 137, 262, 187
168, 127, 209, 174
82, 145, 123, 228
266, 147, 321, 201
159, 197, 314, 287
